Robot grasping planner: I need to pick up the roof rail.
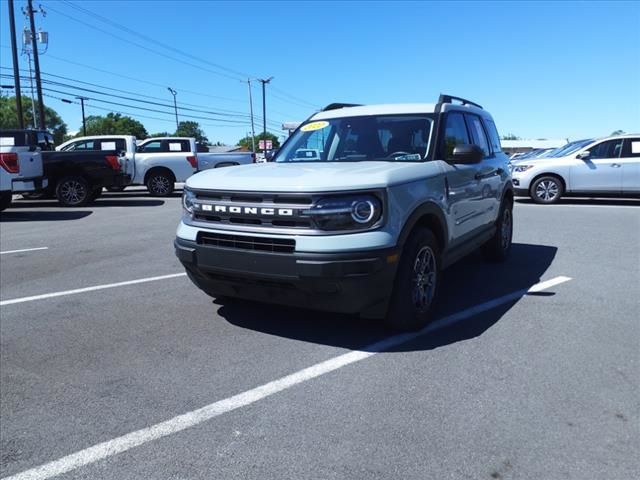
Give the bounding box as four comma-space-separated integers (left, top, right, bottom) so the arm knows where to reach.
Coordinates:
438, 94, 483, 110
322, 103, 362, 111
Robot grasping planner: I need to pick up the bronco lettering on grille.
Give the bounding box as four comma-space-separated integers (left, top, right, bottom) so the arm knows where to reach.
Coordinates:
200, 204, 295, 216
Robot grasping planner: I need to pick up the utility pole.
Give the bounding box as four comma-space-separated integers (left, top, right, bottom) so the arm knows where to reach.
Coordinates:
27, 0, 45, 129
246, 79, 256, 152
258, 77, 273, 154
77, 96, 87, 136
8, 0, 24, 129
167, 87, 178, 130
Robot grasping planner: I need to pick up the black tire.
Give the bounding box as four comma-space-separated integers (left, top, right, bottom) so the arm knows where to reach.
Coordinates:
483, 199, 513, 262
55, 176, 92, 207
0, 192, 11, 211
530, 175, 563, 204
89, 187, 103, 200
105, 186, 126, 192
146, 171, 174, 196
384, 228, 441, 331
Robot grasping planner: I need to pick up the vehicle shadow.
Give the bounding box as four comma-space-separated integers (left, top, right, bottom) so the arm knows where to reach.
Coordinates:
0, 210, 92, 222
217, 243, 558, 352
516, 197, 639, 207
9, 199, 165, 208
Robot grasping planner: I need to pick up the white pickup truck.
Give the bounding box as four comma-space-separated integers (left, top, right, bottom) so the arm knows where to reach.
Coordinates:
56, 135, 198, 196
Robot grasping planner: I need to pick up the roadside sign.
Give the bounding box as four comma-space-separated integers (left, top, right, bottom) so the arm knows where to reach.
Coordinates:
258, 140, 273, 150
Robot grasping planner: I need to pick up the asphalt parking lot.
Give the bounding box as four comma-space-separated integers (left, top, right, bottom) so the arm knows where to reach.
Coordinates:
1, 189, 638, 480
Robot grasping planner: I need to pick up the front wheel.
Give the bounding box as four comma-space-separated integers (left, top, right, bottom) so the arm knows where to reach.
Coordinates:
55, 176, 92, 207
0, 192, 11, 211
146, 172, 174, 196
384, 228, 441, 331
530, 175, 563, 204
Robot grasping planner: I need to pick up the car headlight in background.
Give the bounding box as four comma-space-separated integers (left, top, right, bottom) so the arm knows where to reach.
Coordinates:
304, 194, 383, 231
182, 188, 196, 214
513, 165, 534, 173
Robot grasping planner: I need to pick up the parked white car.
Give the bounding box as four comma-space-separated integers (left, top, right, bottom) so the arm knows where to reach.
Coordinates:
511, 134, 640, 203
56, 135, 198, 195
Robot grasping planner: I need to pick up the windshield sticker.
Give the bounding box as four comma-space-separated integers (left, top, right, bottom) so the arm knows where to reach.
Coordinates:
101, 141, 116, 150
632, 141, 640, 154
169, 142, 182, 151
300, 121, 329, 132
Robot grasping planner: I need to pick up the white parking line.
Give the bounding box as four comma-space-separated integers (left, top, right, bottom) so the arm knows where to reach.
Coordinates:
0, 273, 187, 306
0, 247, 49, 255
1, 275, 572, 480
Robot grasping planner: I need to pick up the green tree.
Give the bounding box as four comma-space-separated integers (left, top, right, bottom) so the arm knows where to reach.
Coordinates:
0, 95, 68, 144
501, 133, 520, 140
238, 132, 279, 152
610, 130, 626, 136
175, 121, 209, 145
149, 131, 171, 138
82, 113, 148, 138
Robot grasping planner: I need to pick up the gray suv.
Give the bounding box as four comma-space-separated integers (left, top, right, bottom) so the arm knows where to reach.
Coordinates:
175, 95, 514, 330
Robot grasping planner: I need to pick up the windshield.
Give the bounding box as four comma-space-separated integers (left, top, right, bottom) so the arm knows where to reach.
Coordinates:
275, 114, 434, 163
548, 139, 593, 157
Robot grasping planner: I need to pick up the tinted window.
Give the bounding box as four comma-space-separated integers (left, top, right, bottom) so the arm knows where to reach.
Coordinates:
98, 139, 126, 152
465, 114, 490, 157
484, 119, 502, 153
0, 131, 27, 147
138, 140, 162, 153
37, 132, 54, 151
588, 139, 623, 159
622, 138, 640, 158
62, 140, 96, 151
443, 112, 470, 160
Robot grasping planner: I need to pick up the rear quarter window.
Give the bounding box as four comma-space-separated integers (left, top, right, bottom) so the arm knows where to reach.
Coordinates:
484, 119, 503, 153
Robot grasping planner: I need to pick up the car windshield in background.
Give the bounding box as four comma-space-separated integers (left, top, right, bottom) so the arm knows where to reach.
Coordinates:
549, 139, 594, 157
276, 115, 434, 163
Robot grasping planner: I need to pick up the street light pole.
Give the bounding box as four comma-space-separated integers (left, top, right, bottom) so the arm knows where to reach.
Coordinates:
7, 0, 24, 129
258, 76, 273, 154
167, 87, 178, 130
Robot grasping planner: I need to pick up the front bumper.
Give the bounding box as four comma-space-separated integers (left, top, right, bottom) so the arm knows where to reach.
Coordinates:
175, 237, 399, 318
12, 176, 48, 193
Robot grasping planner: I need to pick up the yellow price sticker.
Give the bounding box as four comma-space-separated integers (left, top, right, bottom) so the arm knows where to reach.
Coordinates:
300, 121, 329, 132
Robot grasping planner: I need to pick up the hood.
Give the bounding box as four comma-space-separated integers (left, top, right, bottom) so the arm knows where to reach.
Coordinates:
186, 162, 441, 192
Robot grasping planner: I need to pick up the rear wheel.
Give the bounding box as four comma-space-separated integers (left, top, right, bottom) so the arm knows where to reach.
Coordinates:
384, 228, 441, 331
56, 176, 92, 207
146, 171, 174, 196
483, 199, 513, 262
530, 175, 563, 204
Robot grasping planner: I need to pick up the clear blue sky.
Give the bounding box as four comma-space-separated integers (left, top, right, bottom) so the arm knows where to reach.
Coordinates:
1, 0, 639, 145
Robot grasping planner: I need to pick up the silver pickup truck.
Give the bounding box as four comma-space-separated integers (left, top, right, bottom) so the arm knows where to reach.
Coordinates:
196, 146, 256, 171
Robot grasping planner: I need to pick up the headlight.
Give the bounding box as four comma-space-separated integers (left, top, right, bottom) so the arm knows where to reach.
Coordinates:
513, 165, 534, 173
304, 194, 383, 231
182, 188, 196, 214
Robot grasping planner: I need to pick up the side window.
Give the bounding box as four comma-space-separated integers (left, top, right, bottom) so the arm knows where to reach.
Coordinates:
484, 119, 503, 153
465, 114, 490, 157
622, 138, 640, 158
63, 140, 95, 151
443, 112, 470, 160
138, 140, 162, 153
167, 141, 190, 152
37, 132, 54, 151
588, 139, 624, 159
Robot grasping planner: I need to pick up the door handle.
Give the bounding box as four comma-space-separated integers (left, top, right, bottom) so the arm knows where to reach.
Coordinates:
611, 163, 621, 168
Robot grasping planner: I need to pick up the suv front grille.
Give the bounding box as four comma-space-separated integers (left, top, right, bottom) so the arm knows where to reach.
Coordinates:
196, 231, 295, 253
191, 190, 315, 231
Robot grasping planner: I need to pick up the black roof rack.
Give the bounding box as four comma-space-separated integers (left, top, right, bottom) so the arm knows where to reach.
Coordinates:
322, 103, 362, 111
437, 94, 483, 110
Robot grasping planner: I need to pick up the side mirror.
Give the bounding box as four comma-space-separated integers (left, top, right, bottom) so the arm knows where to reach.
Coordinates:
576, 151, 590, 160
451, 144, 484, 164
